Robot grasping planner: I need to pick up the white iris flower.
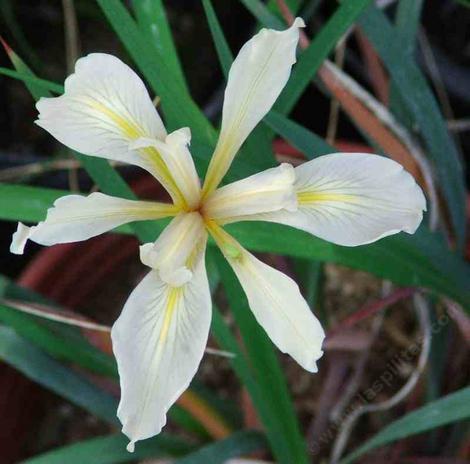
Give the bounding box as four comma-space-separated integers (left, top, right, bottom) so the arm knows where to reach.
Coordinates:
10, 18, 425, 451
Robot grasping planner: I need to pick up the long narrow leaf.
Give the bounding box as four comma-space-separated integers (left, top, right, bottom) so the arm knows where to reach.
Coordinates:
175, 430, 266, 464
132, 0, 188, 92
276, 0, 373, 114
22, 434, 192, 464
0, 326, 119, 424
359, 5, 466, 250
3, 182, 470, 311
214, 252, 309, 464
340, 387, 470, 464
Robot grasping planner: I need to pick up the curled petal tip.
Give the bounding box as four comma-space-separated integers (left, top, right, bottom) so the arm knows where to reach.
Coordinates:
126, 441, 135, 453
10, 222, 32, 255
293, 17, 306, 28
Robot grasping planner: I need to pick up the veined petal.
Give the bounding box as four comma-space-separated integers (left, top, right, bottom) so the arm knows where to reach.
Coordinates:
139, 212, 206, 286
202, 18, 305, 197
130, 128, 201, 209
36, 53, 184, 205
112, 241, 211, 451
207, 221, 324, 372
235, 153, 427, 247
203, 163, 297, 221
10, 192, 178, 254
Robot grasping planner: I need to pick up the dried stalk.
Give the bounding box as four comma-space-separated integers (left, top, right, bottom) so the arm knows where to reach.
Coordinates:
329, 293, 432, 463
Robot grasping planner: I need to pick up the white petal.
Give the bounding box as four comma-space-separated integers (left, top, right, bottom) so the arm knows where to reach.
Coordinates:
203, 163, 297, 221
10, 192, 177, 254
130, 127, 201, 209
36, 53, 184, 204
139, 212, 206, 286
207, 222, 324, 372
240, 153, 427, 247
112, 242, 211, 450
202, 18, 305, 196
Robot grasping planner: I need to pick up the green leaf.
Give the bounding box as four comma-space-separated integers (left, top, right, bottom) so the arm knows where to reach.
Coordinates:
0, 302, 117, 377
174, 430, 267, 464
95, 0, 216, 158
4, 182, 470, 311
0, 66, 63, 93
0, 326, 119, 424
265, 110, 332, 159
21, 434, 192, 464
359, 5, 467, 250
237, 0, 284, 29
132, 0, 188, 92
1, 42, 47, 100
211, 305, 289, 462
202, 0, 233, 76
0, 183, 133, 235
275, 0, 374, 114
340, 387, 470, 464
389, 0, 425, 128
214, 252, 309, 464
208, 252, 299, 464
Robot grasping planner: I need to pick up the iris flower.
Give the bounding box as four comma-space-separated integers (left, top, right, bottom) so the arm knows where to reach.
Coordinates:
10, 18, 425, 451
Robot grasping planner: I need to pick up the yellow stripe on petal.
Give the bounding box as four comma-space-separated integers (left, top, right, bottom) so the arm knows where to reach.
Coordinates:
202, 19, 305, 197
84, 99, 184, 206
206, 222, 325, 372
35, 53, 186, 206
112, 243, 212, 449
203, 164, 297, 223
297, 191, 356, 205
249, 153, 426, 247
10, 192, 179, 254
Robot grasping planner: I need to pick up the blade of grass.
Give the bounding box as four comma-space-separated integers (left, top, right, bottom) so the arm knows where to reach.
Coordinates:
339, 386, 470, 464
211, 307, 297, 463
0, 326, 119, 424
0, 183, 133, 235
214, 251, 309, 464
359, 5, 466, 250
0, 66, 63, 93
265, 110, 332, 158
389, 0, 425, 129
132, 0, 188, 93
275, 0, 374, 115
0, 0, 42, 70
174, 430, 267, 464
95, 0, 216, 170
0, 302, 117, 377
207, 249, 303, 464
22, 434, 192, 464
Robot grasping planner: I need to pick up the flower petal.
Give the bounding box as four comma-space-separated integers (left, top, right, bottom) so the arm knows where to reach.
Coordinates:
203, 163, 297, 221
234, 153, 427, 246
202, 18, 305, 196
139, 212, 206, 286
207, 221, 324, 372
10, 192, 178, 254
36, 53, 184, 204
112, 241, 211, 451
130, 127, 201, 209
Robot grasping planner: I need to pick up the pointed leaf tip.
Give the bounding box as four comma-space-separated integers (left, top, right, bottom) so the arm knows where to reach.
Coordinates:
0, 36, 12, 56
